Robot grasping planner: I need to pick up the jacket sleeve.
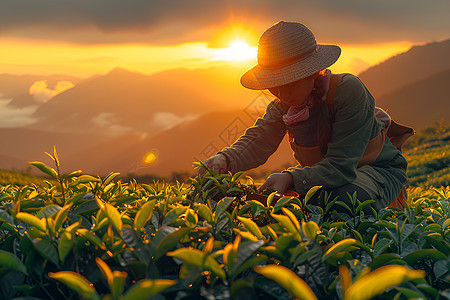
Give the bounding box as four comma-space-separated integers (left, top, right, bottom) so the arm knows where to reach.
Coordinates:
219, 100, 288, 173
285, 75, 382, 194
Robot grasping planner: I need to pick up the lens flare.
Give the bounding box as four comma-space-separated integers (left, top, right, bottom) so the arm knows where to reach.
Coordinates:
143, 152, 157, 164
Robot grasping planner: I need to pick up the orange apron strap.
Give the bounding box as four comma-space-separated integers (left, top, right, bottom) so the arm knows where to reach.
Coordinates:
357, 128, 387, 167
289, 137, 323, 167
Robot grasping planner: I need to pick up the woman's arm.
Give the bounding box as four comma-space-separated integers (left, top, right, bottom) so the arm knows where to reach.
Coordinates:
219, 100, 288, 173
285, 75, 382, 194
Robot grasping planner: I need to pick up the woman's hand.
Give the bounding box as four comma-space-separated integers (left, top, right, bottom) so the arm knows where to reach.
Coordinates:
258, 172, 293, 194
198, 154, 229, 175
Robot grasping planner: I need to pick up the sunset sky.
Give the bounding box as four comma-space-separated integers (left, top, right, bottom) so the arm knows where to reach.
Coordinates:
0, 0, 449, 78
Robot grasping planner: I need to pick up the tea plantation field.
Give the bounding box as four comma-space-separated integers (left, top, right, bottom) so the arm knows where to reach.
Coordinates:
0, 123, 448, 299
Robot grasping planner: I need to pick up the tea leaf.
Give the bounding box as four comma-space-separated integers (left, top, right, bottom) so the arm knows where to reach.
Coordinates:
58, 231, 73, 263
304, 186, 321, 206
254, 264, 317, 300
32, 238, 59, 267
134, 199, 156, 231
215, 197, 233, 222
54, 204, 72, 232
322, 239, 358, 262
15, 212, 46, 232
77, 229, 105, 249
123, 279, 177, 300
195, 204, 214, 224
29, 161, 58, 180
49, 271, 99, 300
166, 248, 225, 280
344, 265, 425, 300
302, 220, 320, 240
372, 238, 393, 257
155, 227, 190, 260
237, 216, 263, 239
0, 250, 27, 274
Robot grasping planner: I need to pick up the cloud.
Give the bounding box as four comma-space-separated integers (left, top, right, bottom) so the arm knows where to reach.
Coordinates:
0, 0, 448, 45
29, 80, 74, 103
152, 112, 198, 131
91, 112, 133, 136
0, 98, 38, 127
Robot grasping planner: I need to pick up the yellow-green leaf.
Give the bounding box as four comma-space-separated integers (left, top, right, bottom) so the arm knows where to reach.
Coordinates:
302, 220, 320, 240
304, 186, 322, 205
345, 265, 425, 300
123, 279, 176, 300
77, 229, 105, 249
185, 209, 198, 227
0, 250, 27, 274
322, 239, 358, 262
237, 216, 263, 239
271, 213, 301, 241
29, 161, 58, 179
233, 228, 259, 242
167, 248, 225, 280
195, 204, 214, 224
281, 207, 300, 231
203, 236, 214, 254
96, 198, 123, 236
49, 271, 99, 300
58, 231, 73, 263
254, 264, 317, 300
54, 204, 72, 232
134, 199, 156, 231
15, 212, 46, 232
95, 257, 113, 286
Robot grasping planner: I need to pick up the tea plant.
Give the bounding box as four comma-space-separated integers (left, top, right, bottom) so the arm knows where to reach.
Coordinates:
0, 150, 448, 299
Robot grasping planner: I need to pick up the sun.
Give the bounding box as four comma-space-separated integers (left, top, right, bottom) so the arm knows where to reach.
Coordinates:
212, 39, 257, 62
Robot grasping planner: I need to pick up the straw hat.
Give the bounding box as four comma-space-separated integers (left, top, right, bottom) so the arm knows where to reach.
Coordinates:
241, 21, 341, 90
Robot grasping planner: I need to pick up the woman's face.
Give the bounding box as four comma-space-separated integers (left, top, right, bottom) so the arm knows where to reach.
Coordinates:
268, 74, 316, 107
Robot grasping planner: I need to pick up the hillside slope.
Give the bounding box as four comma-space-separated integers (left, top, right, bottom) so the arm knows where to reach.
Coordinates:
28, 66, 257, 135
375, 68, 450, 128
63, 109, 297, 177
359, 39, 450, 98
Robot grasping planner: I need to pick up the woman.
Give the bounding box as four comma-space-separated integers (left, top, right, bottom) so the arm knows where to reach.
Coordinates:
202, 21, 412, 212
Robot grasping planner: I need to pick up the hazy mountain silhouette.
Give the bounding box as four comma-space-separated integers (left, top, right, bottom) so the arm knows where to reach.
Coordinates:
358, 39, 450, 98
0, 128, 105, 172
62, 109, 297, 177
375, 68, 450, 129
28, 66, 257, 135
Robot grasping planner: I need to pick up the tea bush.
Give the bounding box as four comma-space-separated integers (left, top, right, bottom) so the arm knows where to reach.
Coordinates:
0, 150, 449, 299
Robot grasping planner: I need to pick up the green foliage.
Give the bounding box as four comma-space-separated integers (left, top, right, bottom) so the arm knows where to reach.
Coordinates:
403, 121, 450, 187
0, 151, 448, 299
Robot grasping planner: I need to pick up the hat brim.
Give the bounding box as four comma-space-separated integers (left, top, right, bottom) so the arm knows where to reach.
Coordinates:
240, 44, 341, 90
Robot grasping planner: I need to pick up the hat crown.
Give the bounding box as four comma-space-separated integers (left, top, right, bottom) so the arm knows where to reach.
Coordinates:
257, 21, 318, 68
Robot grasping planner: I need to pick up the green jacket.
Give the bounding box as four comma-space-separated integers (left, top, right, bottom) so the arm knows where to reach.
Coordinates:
219, 74, 407, 210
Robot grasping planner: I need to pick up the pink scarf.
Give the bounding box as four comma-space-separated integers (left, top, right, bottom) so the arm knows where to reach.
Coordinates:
282, 70, 331, 126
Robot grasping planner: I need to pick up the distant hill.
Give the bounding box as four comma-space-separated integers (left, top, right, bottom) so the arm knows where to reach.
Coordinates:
28, 66, 257, 135
376, 68, 450, 129
0, 128, 106, 171
359, 39, 450, 98
62, 109, 297, 177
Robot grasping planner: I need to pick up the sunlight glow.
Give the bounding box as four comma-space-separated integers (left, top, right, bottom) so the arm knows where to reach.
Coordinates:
143, 152, 157, 165
211, 40, 257, 62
